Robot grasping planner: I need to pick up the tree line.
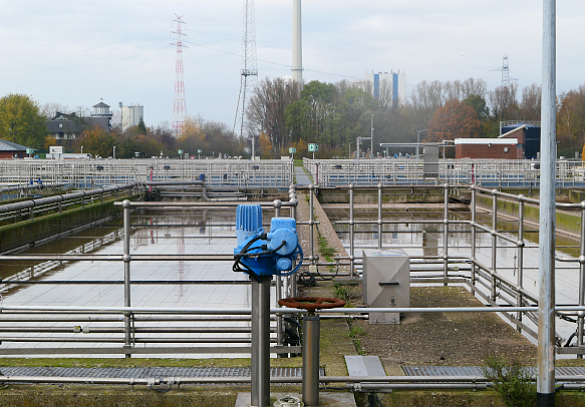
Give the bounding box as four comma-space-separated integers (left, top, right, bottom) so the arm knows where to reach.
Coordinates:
246, 77, 585, 159
0, 94, 245, 159
1, 77, 585, 160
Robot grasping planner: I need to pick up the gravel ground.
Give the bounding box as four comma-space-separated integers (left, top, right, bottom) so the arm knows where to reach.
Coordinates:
296, 192, 539, 377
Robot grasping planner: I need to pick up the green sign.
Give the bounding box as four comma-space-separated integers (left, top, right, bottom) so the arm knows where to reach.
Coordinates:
178, 150, 183, 155
197, 149, 202, 154
26, 148, 35, 154
308, 143, 318, 152
289, 147, 297, 154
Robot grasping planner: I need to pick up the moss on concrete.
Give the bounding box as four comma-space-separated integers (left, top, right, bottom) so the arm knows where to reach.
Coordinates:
0, 194, 136, 253
0, 357, 302, 369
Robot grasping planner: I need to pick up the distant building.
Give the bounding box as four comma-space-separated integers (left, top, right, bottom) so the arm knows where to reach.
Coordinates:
354, 70, 407, 106
47, 100, 113, 140
455, 138, 520, 160
454, 123, 541, 160
500, 122, 541, 160
0, 139, 33, 159
119, 102, 144, 133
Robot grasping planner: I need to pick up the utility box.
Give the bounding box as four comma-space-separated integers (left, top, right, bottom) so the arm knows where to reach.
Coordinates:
423, 145, 439, 179
362, 249, 410, 325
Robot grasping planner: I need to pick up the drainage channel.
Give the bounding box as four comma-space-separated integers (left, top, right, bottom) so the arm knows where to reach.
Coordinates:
0, 367, 324, 385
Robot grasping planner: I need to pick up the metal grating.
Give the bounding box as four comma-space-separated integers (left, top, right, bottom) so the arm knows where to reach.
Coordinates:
404, 366, 585, 377
0, 366, 324, 381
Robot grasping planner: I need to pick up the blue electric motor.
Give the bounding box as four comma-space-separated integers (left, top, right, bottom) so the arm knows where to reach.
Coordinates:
233, 205, 303, 278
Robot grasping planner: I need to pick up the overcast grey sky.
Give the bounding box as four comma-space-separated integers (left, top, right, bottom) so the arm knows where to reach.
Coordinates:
1, 1, 583, 127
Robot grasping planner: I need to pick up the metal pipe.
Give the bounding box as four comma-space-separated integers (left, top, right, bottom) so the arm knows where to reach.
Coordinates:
274, 199, 283, 349
251, 276, 271, 407
517, 196, 525, 333
349, 184, 355, 279
292, 0, 303, 86
291, 189, 298, 298
578, 202, 585, 358
309, 184, 315, 265
377, 183, 382, 249
122, 200, 132, 358
538, 0, 557, 402
303, 314, 320, 406
471, 187, 477, 286
443, 183, 449, 285
491, 192, 498, 301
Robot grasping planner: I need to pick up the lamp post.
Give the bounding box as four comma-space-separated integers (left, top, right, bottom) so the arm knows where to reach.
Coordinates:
81, 146, 83, 155
416, 129, 428, 159
113, 146, 116, 160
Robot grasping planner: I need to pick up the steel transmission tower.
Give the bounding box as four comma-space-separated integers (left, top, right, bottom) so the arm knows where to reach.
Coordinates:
492, 54, 517, 87
171, 14, 188, 137
234, 0, 258, 139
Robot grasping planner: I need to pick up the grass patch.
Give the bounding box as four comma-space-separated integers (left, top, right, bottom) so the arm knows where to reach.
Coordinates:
0, 357, 303, 369
482, 354, 536, 407
346, 324, 368, 356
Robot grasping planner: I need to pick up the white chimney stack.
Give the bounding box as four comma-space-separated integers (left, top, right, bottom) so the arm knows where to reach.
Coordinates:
292, 0, 303, 86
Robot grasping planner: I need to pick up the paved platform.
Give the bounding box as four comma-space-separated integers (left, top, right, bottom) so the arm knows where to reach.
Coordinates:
294, 166, 312, 186
235, 392, 356, 407
404, 366, 585, 377
0, 367, 305, 382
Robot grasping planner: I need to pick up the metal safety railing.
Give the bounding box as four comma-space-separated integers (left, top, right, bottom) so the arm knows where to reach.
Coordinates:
326, 182, 585, 357
0, 159, 293, 189
304, 157, 585, 188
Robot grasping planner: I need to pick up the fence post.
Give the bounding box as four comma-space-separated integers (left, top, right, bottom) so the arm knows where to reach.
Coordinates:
517, 196, 525, 333
578, 201, 585, 358
349, 184, 355, 279
471, 187, 477, 286
443, 183, 449, 285
491, 190, 498, 302
122, 200, 132, 358
273, 199, 283, 350
378, 183, 383, 249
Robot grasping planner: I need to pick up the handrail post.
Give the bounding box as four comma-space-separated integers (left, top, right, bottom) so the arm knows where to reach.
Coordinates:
273, 199, 283, 350
517, 196, 525, 333
349, 184, 355, 279
291, 190, 298, 298
122, 199, 132, 358
308, 185, 315, 266
378, 183, 383, 249
471, 187, 477, 286
578, 201, 585, 358
443, 183, 449, 285
491, 190, 498, 302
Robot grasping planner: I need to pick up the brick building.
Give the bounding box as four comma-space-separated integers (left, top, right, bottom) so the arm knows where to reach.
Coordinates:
0, 139, 33, 159
455, 138, 520, 159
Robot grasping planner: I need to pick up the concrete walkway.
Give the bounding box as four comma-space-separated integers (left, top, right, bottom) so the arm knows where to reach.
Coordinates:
294, 166, 312, 186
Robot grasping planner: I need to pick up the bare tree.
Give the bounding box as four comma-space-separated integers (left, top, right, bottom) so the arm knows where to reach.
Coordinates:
488, 84, 519, 121
519, 84, 541, 121
246, 78, 301, 151
41, 102, 70, 119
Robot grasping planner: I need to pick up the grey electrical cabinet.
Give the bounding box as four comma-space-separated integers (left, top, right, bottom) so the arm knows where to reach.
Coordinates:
362, 249, 410, 325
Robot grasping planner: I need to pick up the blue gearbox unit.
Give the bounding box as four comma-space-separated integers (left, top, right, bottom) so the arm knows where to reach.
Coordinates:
233, 204, 303, 278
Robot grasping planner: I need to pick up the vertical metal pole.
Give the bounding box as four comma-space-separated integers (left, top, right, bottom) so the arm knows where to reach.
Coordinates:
377, 183, 383, 249
251, 276, 271, 407
538, 0, 556, 402
491, 191, 498, 302
273, 199, 283, 350
443, 183, 449, 285
517, 197, 525, 333
370, 114, 374, 158
309, 185, 315, 266
302, 313, 320, 406
471, 187, 477, 286
291, 195, 298, 298
578, 202, 585, 358
122, 200, 132, 358
349, 184, 355, 279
